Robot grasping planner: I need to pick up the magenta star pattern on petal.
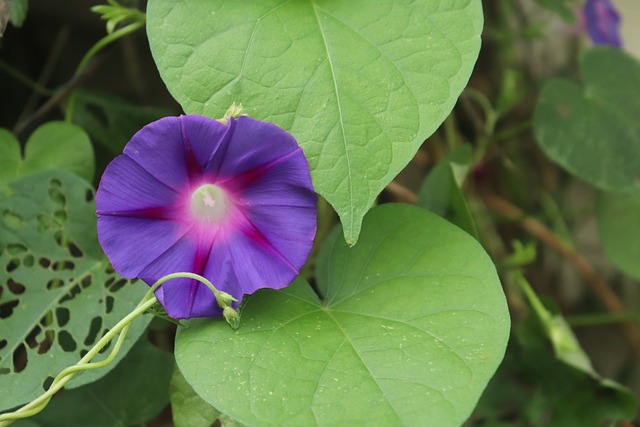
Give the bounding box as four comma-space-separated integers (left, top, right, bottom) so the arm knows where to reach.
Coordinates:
583, 0, 623, 47
96, 115, 317, 319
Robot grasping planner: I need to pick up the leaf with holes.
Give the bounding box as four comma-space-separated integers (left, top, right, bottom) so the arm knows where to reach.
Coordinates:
0, 122, 94, 193
175, 204, 510, 426
533, 47, 640, 192
16, 335, 173, 427
146, 0, 484, 244
0, 170, 151, 412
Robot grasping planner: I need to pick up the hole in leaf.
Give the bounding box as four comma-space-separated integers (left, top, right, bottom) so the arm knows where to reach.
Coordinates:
7, 279, 25, 295
84, 316, 103, 346
23, 254, 34, 267
105, 295, 115, 313
0, 339, 6, 350
7, 244, 27, 255
104, 264, 115, 274
98, 334, 112, 354
40, 309, 54, 327
25, 325, 42, 349
2, 210, 23, 229
39, 257, 51, 268
43, 376, 54, 391
0, 299, 19, 318
6, 258, 20, 272
59, 283, 82, 303
110, 278, 127, 293
85, 189, 95, 202
48, 179, 66, 207
13, 343, 27, 373
68, 242, 83, 258
58, 330, 77, 352
46, 278, 65, 290
51, 260, 75, 271
81, 275, 91, 288
56, 307, 70, 327
38, 330, 54, 354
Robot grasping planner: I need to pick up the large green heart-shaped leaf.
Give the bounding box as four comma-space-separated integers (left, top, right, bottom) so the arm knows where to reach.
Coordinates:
0, 171, 151, 411
147, 0, 483, 244
171, 364, 221, 427
597, 190, 640, 280
0, 122, 94, 192
175, 204, 509, 426
533, 47, 640, 192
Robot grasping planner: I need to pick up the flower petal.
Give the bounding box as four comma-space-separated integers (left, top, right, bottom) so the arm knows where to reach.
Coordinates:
123, 115, 229, 191
203, 227, 302, 299
97, 216, 186, 278
205, 116, 301, 182
233, 150, 317, 208
139, 233, 229, 318
584, 0, 622, 47
96, 155, 181, 217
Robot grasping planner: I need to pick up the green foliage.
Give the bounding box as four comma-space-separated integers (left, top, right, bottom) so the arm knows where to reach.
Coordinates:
533, 47, 640, 192
0, 122, 94, 192
175, 204, 510, 427
597, 190, 640, 279
146, 0, 484, 244
0, 171, 151, 411
91, 0, 146, 34
171, 364, 221, 427
14, 335, 173, 427
417, 144, 477, 238
8, 0, 28, 27
470, 274, 636, 427
71, 91, 172, 155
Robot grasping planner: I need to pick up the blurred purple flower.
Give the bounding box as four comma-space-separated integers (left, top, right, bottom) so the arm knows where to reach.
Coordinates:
96, 115, 317, 319
583, 0, 622, 47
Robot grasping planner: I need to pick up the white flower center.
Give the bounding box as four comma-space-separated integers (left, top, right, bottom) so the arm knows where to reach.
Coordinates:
190, 184, 229, 223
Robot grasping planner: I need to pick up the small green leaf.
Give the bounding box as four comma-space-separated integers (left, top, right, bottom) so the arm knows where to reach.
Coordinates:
15, 336, 173, 427
0, 171, 151, 411
8, 0, 28, 27
171, 364, 220, 427
513, 273, 637, 426
0, 122, 95, 187
597, 190, 640, 279
147, 0, 484, 244
533, 47, 640, 192
417, 144, 477, 238
175, 204, 510, 426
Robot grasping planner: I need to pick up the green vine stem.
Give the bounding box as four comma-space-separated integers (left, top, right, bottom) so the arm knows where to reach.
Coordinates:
0, 272, 238, 426
64, 19, 145, 122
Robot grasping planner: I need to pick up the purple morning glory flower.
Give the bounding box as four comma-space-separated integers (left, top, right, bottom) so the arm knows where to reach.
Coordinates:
96, 115, 317, 319
583, 0, 623, 47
